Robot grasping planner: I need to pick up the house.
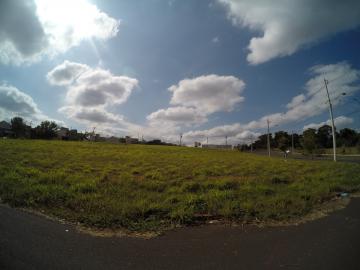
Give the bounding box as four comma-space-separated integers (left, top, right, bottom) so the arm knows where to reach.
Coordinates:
68, 129, 79, 140
57, 127, 69, 140
194, 142, 202, 147
0, 121, 13, 137
125, 136, 139, 144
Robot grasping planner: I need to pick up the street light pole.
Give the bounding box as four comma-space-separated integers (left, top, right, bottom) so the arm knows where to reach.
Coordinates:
250, 135, 253, 152
267, 119, 271, 157
324, 78, 337, 162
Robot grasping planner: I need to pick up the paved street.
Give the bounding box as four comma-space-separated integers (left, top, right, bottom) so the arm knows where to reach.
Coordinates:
1, 199, 360, 270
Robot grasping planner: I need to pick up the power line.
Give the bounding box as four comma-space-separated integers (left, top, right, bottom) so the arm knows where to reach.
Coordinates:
324, 78, 337, 162
298, 73, 357, 101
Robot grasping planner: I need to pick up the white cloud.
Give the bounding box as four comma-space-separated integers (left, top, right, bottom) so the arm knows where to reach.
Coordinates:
59, 106, 123, 124
0, 0, 48, 64
49, 61, 138, 131
0, 0, 119, 65
303, 116, 354, 130
183, 124, 260, 145
169, 74, 245, 114
244, 62, 360, 130
182, 62, 360, 144
147, 106, 207, 126
219, 0, 360, 64
47, 61, 89, 86
0, 83, 63, 125
0, 84, 41, 118
145, 74, 245, 129
66, 69, 138, 108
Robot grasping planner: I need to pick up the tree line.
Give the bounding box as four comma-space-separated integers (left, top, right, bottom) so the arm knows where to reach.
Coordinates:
3, 117, 360, 152
8, 117, 60, 139
2, 117, 176, 145
240, 125, 360, 154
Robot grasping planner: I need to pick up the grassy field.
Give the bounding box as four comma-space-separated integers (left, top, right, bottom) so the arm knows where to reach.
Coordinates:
1, 139, 360, 232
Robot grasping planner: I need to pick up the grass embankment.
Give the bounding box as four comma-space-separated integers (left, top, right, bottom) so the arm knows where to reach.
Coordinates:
1, 139, 360, 232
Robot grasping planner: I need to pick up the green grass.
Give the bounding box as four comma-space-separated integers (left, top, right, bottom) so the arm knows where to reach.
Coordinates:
1, 139, 360, 232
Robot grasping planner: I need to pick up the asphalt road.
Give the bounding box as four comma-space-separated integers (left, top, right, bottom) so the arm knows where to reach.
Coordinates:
1, 199, 360, 270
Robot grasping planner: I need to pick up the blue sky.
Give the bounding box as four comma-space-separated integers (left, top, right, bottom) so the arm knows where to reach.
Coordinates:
0, 0, 360, 144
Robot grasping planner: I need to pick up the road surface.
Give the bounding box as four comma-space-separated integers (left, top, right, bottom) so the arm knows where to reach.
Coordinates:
1, 198, 360, 270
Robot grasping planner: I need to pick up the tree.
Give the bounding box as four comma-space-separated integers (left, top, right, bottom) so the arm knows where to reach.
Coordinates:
10, 117, 26, 138
35, 121, 59, 139
302, 128, 317, 157
254, 134, 268, 149
277, 134, 290, 152
339, 128, 358, 147
317, 125, 332, 148
274, 131, 290, 151
292, 133, 302, 149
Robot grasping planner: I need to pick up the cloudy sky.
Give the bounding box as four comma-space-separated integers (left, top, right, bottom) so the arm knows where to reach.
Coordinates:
1, 0, 360, 144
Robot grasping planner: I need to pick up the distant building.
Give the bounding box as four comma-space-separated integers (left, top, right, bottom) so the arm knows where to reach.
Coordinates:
125, 136, 139, 144
194, 142, 202, 147
56, 127, 82, 141
68, 129, 79, 140
0, 121, 13, 137
57, 127, 69, 140
202, 144, 233, 150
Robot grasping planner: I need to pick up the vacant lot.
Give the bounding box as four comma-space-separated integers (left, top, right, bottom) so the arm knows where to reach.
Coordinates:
1, 139, 359, 232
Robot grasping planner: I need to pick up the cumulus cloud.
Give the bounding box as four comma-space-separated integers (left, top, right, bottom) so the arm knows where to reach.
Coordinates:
169, 74, 245, 114
0, 83, 63, 125
244, 62, 360, 130
182, 62, 360, 144
0, 0, 119, 65
0, 84, 41, 118
48, 61, 138, 129
183, 62, 359, 138
65, 69, 138, 108
183, 123, 260, 145
59, 106, 124, 124
47, 61, 89, 86
0, 1, 48, 64
219, 0, 360, 64
147, 106, 207, 126
146, 74, 245, 129
303, 116, 354, 130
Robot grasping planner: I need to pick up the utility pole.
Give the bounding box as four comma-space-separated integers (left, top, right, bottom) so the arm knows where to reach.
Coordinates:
324, 78, 337, 162
250, 135, 253, 152
291, 131, 294, 153
267, 119, 271, 157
